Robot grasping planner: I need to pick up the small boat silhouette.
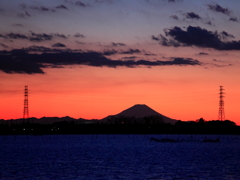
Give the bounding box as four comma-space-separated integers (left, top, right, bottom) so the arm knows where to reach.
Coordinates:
150, 137, 177, 142
202, 137, 220, 143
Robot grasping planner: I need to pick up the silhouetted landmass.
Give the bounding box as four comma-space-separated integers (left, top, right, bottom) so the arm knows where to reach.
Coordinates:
0, 117, 239, 135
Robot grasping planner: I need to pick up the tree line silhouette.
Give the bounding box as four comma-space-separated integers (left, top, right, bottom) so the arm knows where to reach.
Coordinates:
0, 116, 239, 135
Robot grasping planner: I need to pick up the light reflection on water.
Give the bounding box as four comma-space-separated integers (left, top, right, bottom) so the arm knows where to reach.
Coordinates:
0, 134, 240, 180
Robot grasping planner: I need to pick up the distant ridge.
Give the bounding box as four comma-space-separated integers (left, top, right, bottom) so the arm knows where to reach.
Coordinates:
102, 104, 176, 124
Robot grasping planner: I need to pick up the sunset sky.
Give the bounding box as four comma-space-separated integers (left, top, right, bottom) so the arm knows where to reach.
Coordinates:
1, 0, 240, 124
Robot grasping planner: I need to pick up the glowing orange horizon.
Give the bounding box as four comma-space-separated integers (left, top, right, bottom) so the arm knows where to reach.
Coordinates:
1, 66, 240, 125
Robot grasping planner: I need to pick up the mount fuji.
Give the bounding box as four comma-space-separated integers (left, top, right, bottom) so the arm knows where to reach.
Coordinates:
102, 104, 177, 124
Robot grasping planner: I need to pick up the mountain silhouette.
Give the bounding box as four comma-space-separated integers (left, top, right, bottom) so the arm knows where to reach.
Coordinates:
103, 104, 176, 124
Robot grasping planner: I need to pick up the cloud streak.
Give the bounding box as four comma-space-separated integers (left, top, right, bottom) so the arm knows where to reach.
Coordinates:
0, 32, 69, 42
74, 33, 85, 38
207, 3, 231, 15
52, 43, 66, 47
185, 12, 201, 20
56, 5, 68, 10
103, 49, 141, 55
0, 47, 202, 74
112, 42, 126, 47
19, 3, 56, 12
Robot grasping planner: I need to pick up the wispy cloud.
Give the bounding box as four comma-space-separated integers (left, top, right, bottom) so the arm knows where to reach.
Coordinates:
167, 0, 183, 2
0, 32, 68, 42
185, 12, 201, 20
75, 1, 90, 7
198, 52, 209, 55
17, 11, 31, 18
65, 0, 90, 7
74, 33, 85, 38
19, 3, 56, 12
170, 15, 178, 20
0, 43, 8, 48
207, 3, 231, 15
206, 3, 238, 22
56, 5, 68, 10
52, 43, 66, 47
111, 42, 126, 47
12, 23, 24, 27
75, 41, 86, 45
229, 17, 238, 22
103, 49, 141, 55
121, 49, 141, 54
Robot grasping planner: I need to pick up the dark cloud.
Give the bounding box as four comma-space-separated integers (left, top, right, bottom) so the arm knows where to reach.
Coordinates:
1, 33, 28, 40
19, 3, 55, 12
0, 49, 45, 74
76, 1, 85, 6
103, 49, 141, 55
19, 4, 27, 9
12, 23, 24, 27
220, 31, 235, 39
210, 63, 232, 68
213, 59, 224, 62
151, 35, 160, 41
25, 11, 31, 17
210, 59, 232, 68
29, 32, 53, 41
30, 5, 55, 12
75, 1, 89, 7
144, 53, 157, 56
152, 34, 180, 47
0, 48, 201, 74
74, 33, 85, 38
95, 0, 113, 4
145, 0, 183, 4
0, 43, 8, 48
103, 49, 118, 56
207, 3, 231, 15
229, 17, 238, 22
52, 43, 66, 47
76, 41, 86, 45
153, 26, 240, 50
198, 52, 208, 55
53, 33, 68, 39
0, 32, 68, 42
22, 46, 60, 53
122, 56, 137, 60
56, 5, 68, 9
205, 21, 212, 26
168, 0, 183, 2
167, 57, 200, 65
185, 12, 201, 19
64, 0, 90, 7
17, 11, 31, 18
121, 49, 141, 54
170, 15, 178, 20
112, 42, 126, 47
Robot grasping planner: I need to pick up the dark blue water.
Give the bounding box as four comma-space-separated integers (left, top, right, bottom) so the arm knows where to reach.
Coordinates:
0, 134, 240, 180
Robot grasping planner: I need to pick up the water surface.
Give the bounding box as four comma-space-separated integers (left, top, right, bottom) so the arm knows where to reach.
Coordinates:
0, 134, 240, 180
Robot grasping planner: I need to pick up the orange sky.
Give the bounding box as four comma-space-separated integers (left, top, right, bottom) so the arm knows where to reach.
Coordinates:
1, 64, 240, 124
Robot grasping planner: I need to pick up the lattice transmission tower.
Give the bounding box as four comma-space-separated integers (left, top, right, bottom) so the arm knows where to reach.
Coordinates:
23, 85, 29, 119
218, 86, 225, 121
